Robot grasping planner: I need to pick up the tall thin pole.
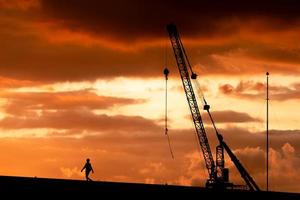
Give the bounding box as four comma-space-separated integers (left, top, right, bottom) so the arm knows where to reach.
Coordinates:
266, 72, 269, 191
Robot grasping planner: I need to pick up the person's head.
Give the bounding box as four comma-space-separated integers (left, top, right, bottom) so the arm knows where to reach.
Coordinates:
86, 158, 90, 163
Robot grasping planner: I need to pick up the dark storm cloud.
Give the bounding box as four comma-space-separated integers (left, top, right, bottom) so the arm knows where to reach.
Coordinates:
2, 0, 300, 81
40, 0, 300, 41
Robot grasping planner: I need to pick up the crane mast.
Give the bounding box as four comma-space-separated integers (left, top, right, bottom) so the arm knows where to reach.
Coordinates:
166, 24, 216, 183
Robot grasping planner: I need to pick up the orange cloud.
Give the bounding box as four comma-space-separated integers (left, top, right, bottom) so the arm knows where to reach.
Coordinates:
60, 167, 83, 179
0, 125, 299, 192
1, 90, 144, 115
202, 110, 261, 123
0, 132, 200, 184
0, 110, 161, 134
233, 143, 300, 192
210, 127, 300, 152
0, 76, 38, 88
1, 0, 300, 82
219, 81, 300, 101
0, 0, 39, 10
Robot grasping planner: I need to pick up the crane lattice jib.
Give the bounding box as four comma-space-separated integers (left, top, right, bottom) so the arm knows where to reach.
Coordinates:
167, 24, 215, 180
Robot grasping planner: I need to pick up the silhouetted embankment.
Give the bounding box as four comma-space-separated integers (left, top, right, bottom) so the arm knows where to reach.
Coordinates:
0, 175, 298, 199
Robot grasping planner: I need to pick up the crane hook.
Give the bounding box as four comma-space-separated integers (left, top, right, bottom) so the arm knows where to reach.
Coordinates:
164, 68, 169, 80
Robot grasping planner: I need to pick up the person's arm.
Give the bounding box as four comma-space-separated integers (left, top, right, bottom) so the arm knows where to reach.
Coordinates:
81, 164, 86, 172
91, 166, 94, 173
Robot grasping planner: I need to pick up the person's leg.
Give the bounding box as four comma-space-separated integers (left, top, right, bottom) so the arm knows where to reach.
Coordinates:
87, 171, 92, 181
86, 170, 93, 181
85, 171, 89, 181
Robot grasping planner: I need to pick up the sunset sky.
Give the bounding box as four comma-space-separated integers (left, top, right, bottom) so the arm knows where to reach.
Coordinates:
0, 0, 300, 193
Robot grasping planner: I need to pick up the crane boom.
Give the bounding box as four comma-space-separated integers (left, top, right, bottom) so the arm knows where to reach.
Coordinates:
167, 24, 260, 191
166, 24, 216, 181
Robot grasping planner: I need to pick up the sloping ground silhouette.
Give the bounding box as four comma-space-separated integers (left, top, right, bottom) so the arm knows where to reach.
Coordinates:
0, 175, 299, 199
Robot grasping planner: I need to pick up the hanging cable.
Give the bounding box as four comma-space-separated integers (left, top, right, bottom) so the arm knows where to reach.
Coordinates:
164, 38, 168, 68
164, 68, 174, 159
193, 78, 206, 106
179, 38, 197, 79
190, 72, 222, 142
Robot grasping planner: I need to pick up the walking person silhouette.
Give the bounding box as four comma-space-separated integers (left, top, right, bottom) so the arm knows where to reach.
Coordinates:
81, 158, 94, 181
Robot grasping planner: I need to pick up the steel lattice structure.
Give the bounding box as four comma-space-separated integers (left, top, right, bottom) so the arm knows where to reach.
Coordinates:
167, 24, 216, 182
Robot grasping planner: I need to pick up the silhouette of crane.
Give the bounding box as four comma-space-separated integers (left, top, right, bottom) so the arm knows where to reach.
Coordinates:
166, 24, 260, 191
